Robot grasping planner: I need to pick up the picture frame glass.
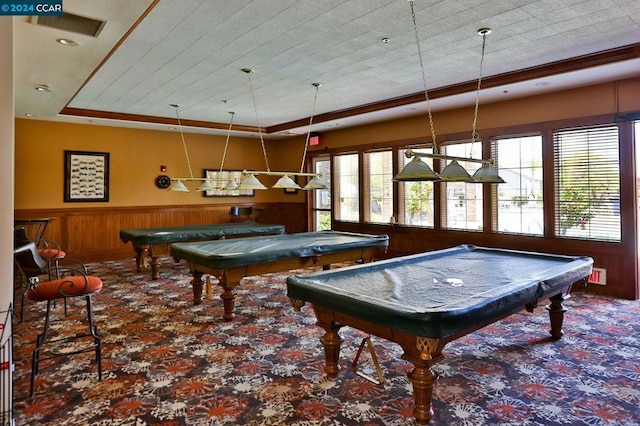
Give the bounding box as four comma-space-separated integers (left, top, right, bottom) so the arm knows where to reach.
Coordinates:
203, 170, 255, 197
64, 150, 110, 202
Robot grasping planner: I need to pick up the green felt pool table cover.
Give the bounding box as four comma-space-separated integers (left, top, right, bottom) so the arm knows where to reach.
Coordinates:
286, 245, 593, 339
119, 222, 284, 244
169, 231, 389, 269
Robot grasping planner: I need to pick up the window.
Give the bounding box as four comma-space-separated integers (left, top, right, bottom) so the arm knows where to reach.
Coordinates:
441, 142, 483, 231
554, 125, 620, 241
493, 135, 544, 235
364, 150, 393, 223
398, 147, 434, 227
334, 153, 359, 222
312, 156, 331, 231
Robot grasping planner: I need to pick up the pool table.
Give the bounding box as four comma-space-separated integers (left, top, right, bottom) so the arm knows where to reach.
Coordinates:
170, 231, 389, 319
286, 244, 593, 425
119, 222, 284, 279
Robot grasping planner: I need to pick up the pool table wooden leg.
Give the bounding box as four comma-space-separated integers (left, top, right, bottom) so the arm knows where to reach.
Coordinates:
547, 292, 568, 340
219, 276, 237, 322
317, 322, 344, 377
150, 256, 160, 280
133, 246, 146, 272
405, 361, 438, 424
191, 270, 204, 305
402, 337, 445, 425
310, 304, 444, 424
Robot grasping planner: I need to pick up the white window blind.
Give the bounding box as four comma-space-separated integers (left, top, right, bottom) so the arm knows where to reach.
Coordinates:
334, 153, 359, 222
363, 150, 393, 224
554, 125, 620, 241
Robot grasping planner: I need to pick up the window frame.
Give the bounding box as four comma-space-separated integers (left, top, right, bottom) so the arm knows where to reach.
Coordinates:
491, 134, 545, 236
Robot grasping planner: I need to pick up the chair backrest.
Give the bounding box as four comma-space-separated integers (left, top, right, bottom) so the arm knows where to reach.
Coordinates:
230, 206, 253, 222
14, 227, 31, 248
14, 242, 49, 281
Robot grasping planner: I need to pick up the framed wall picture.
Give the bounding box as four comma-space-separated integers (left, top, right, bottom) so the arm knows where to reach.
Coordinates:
203, 169, 255, 197
64, 150, 110, 202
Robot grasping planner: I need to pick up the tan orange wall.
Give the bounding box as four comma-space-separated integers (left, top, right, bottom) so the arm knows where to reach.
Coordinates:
617, 79, 640, 113
14, 120, 307, 209
309, 82, 622, 149
15, 79, 638, 210
261, 134, 308, 203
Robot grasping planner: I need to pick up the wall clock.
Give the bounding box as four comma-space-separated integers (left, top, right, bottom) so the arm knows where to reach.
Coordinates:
155, 175, 171, 189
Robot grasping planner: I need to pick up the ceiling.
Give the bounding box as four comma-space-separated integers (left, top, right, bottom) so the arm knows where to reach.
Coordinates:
13, 0, 640, 138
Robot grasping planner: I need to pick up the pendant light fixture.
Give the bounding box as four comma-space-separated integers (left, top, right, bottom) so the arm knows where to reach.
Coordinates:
237, 69, 328, 191
168, 105, 238, 191
394, 0, 504, 184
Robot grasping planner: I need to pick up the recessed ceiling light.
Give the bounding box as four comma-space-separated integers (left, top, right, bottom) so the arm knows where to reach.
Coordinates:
25, 113, 35, 117
535, 81, 551, 87
35, 85, 51, 92
56, 38, 78, 46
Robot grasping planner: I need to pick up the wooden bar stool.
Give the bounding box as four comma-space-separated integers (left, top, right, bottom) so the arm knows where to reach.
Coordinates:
13, 242, 103, 396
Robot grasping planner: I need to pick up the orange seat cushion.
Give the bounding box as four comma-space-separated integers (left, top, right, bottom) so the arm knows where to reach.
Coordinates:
27, 275, 103, 301
38, 248, 66, 260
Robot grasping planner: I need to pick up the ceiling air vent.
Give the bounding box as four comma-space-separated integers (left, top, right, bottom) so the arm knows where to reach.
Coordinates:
31, 12, 106, 37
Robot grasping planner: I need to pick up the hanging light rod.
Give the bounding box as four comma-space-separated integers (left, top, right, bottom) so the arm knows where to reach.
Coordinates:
241, 170, 322, 177
242, 170, 319, 177
395, 148, 505, 183
241, 170, 322, 187
237, 170, 328, 191
403, 148, 489, 165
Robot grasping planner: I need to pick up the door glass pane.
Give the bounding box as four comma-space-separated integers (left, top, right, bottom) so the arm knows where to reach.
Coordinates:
364, 151, 393, 224
442, 143, 483, 231
314, 210, 331, 231
312, 156, 331, 231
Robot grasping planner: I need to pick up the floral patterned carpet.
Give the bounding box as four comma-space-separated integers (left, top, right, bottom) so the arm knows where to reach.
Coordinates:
10, 256, 640, 425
